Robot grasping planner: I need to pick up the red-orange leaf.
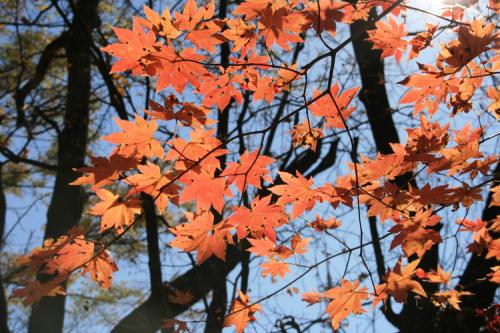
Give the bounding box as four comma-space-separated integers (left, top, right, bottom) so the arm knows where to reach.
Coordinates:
224, 290, 262, 333
91, 189, 142, 232
269, 171, 320, 219
221, 150, 275, 193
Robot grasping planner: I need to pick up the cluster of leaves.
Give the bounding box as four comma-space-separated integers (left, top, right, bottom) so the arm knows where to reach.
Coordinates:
11, 0, 499, 332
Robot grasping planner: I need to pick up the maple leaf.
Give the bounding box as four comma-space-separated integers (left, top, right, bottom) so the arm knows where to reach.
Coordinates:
179, 170, 232, 213
269, 171, 320, 219
486, 86, 500, 119
309, 83, 360, 129
168, 289, 194, 305
290, 120, 324, 152
198, 69, 244, 110
102, 114, 163, 159
143, 5, 181, 39
310, 215, 342, 232
156, 47, 208, 93
389, 209, 442, 257
408, 23, 437, 60
233, 0, 285, 20
322, 279, 369, 330
91, 189, 142, 232
41, 237, 94, 276
247, 237, 277, 257
317, 177, 354, 209
14, 229, 119, 301
175, 0, 215, 31
146, 96, 215, 127
367, 15, 408, 63
70, 153, 137, 190
226, 195, 287, 242
301, 0, 347, 36
169, 211, 233, 263
247, 74, 280, 103
301, 291, 323, 305
437, 19, 498, 75
188, 20, 226, 53
16, 228, 87, 274
102, 17, 163, 75
261, 259, 290, 279
432, 290, 473, 310
166, 127, 226, 173
423, 265, 452, 285
224, 291, 262, 333
291, 234, 310, 254
258, 6, 303, 50
124, 162, 180, 213
222, 18, 259, 57
374, 258, 427, 305
399, 69, 452, 115
221, 150, 275, 193
80, 249, 119, 289
11, 277, 66, 305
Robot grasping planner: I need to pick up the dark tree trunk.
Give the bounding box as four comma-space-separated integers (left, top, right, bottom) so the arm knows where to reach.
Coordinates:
436, 162, 499, 333
27, 1, 99, 333
111, 246, 244, 333
350, 5, 498, 333
0, 166, 11, 333
350, 6, 439, 332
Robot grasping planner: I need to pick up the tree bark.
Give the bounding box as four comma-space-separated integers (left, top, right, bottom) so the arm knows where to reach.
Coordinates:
111, 246, 244, 333
350, 6, 439, 331
0, 166, 11, 333
350, 6, 498, 333
436, 162, 499, 333
27, 1, 99, 332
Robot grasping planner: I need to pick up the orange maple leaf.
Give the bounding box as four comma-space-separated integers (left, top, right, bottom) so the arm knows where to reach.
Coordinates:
224, 290, 262, 333
222, 18, 259, 57
102, 114, 163, 159
291, 234, 310, 254
373, 258, 427, 306
221, 150, 275, 193
226, 195, 287, 242
258, 6, 303, 50
169, 211, 233, 263
198, 69, 244, 110
309, 83, 360, 129
322, 279, 369, 330
91, 189, 142, 232
124, 162, 180, 213
102, 17, 163, 75
261, 259, 290, 279
270, 171, 320, 219
70, 153, 137, 190
179, 170, 232, 213
11, 277, 66, 305
367, 15, 408, 63
142, 5, 181, 39
310, 215, 342, 232
389, 209, 442, 257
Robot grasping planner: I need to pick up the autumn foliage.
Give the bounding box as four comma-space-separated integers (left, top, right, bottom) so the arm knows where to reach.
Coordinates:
11, 0, 500, 332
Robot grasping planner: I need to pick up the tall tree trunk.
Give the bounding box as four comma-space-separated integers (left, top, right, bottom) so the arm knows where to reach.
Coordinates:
350, 5, 498, 333
0, 166, 11, 333
111, 246, 245, 333
28, 1, 99, 332
437, 162, 499, 333
350, 6, 439, 332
